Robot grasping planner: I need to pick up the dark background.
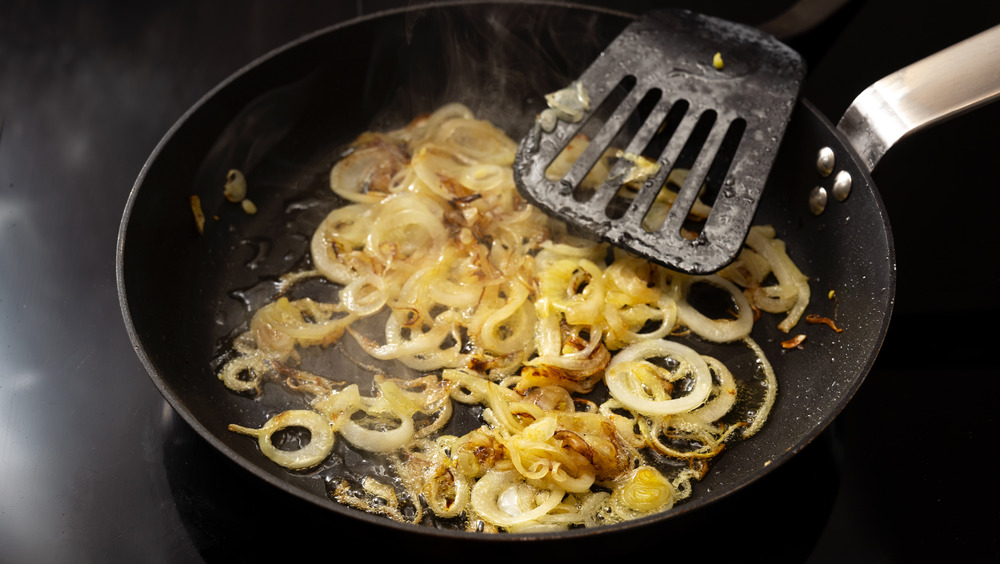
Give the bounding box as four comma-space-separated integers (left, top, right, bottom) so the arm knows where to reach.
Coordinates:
1, 0, 998, 562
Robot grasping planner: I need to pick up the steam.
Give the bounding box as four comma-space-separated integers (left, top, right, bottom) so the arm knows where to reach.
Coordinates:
371, 4, 630, 137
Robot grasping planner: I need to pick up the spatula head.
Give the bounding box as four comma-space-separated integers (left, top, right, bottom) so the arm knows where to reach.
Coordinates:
513, 9, 805, 274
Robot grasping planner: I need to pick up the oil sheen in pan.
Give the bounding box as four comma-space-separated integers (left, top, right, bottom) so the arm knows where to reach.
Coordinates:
205, 158, 779, 530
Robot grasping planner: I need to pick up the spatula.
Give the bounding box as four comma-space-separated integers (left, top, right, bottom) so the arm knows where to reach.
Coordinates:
513, 9, 806, 274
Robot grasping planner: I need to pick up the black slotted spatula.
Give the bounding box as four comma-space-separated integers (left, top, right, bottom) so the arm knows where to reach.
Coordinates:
513, 9, 805, 274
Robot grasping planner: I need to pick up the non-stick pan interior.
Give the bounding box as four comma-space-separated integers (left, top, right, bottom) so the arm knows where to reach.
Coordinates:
118, 3, 893, 539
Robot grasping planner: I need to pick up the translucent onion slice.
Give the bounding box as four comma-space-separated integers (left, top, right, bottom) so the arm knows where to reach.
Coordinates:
432, 117, 518, 165
741, 336, 778, 438
311, 384, 362, 422
329, 145, 402, 203
675, 275, 754, 343
471, 470, 565, 528
366, 193, 447, 264
605, 340, 712, 416
686, 356, 737, 424
745, 226, 810, 332
426, 464, 470, 519
340, 275, 387, 316
411, 103, 475, 146
310, 204, 373, 285
460, 163, 510, 192
228, 410, 335, 470
479, 283, 534, 355
339, 413, 415, 453
541, 258, 606, 326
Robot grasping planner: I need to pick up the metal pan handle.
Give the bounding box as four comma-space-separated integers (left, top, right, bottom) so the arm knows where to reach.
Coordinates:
838, 24, 1000, 172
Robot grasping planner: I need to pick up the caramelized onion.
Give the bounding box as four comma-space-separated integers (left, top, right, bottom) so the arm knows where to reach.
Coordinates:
219, 102, 813, 531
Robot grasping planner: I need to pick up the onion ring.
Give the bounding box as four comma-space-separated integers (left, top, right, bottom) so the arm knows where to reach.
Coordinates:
605, 340, 712, 416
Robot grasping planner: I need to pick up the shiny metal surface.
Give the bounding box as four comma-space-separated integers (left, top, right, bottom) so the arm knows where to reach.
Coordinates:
809, 185, 829, 214
838, 23, 1000, 171
817, 146, 836, 176
1, 0, 998, 562
831, 169, 852, 201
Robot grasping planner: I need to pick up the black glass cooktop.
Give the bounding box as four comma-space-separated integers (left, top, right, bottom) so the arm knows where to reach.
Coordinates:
1, 1, 997, 561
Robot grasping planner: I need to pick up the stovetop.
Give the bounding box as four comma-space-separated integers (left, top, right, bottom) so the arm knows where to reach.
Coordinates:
1, 1, 997, 561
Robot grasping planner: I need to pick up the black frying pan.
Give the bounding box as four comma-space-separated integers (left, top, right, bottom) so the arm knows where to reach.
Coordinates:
118, 2, 899, 542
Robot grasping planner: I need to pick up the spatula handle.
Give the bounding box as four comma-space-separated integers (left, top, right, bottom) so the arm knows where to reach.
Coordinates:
838, 24, 1000, 172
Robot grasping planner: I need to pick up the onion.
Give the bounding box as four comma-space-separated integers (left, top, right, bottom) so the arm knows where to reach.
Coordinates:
741, 336, 778, 438
329, 144, 404, 203
541, 258, 606, 326
479, 282, 534, 355
674, 274, 754, 342
686, 356, 737, 424
218, 101, 810, 531
617, 466, 674, 513
745, 226, 811, 332
218, 353, 265, 394
605, 340, 712, 416
228, 410, 335, 470
366, 193, 446, 264
340, 274, 387, 316
339, 413, 415, 453
310, 204, 373, 285
471, 470, 565, 528
461, 163, 509, 192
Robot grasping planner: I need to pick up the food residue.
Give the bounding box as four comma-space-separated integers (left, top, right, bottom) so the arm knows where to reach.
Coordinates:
781, 334, 807, 349
223, 169, 247, 203
805, 314, 843, 333
190, 195, 205, 234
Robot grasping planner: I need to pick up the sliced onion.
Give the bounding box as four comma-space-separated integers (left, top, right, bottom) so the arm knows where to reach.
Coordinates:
460, 164, 509, 193
310, 204, 373, 285
329, 145, 402, 203
745, 226, 810, 332
686, 356, 737, 424
340, 275, 387, 316
471, 470, 565, 528
339, 413, 414, 453
541, 258, 606, 326
605, 340, 712, 416
741, 336, 778, 438
675, 274, 753, 342
479, 282, 534, 355
617, 466, 674, 513
218, 354, 265, 394
228, 410, 335, 470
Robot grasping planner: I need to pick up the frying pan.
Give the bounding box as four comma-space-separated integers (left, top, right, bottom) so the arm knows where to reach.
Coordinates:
116, 1, 989, 543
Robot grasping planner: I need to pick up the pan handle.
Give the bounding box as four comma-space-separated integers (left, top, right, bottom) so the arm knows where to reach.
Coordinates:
838, 24, 1000, 172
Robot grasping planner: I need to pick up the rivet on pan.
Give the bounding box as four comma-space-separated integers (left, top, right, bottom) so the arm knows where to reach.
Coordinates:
816, 147, 835, 177
832, 170, 853, 201
809, 186, 828, 215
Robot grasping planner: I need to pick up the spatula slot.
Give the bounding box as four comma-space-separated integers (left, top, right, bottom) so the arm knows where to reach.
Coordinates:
602, 98, 690, 220
639, 98, 691, 162
638, 108, 718, 233
541, 75, 637, 193
512, 10, 805, 274
568, 86, 666, 203
646, 112, 750, 245
699, 117, 747, 208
